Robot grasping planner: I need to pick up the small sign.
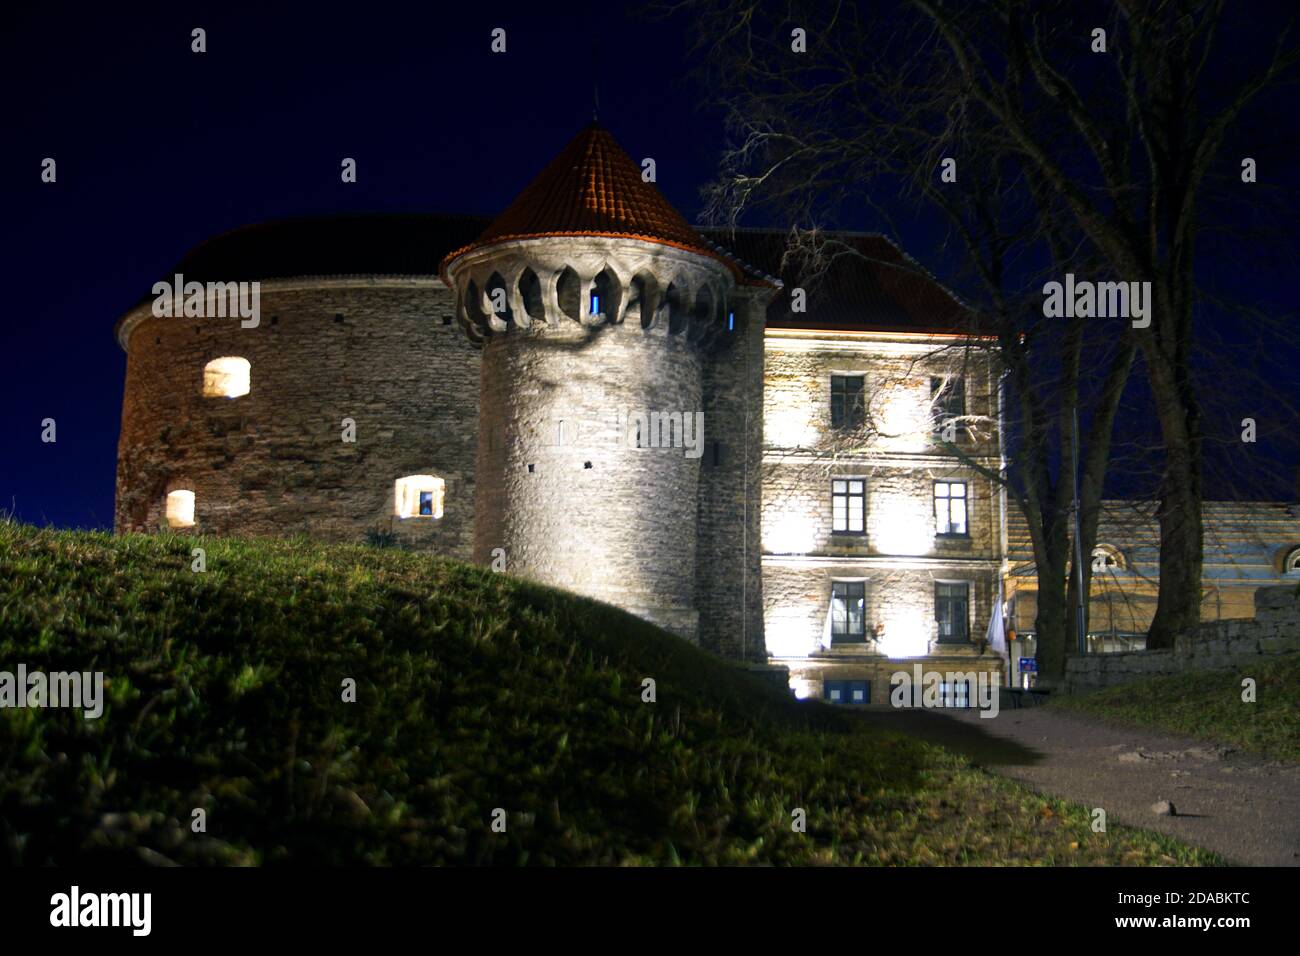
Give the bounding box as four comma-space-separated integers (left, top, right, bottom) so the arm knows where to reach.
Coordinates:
1019, 658, 1037, 672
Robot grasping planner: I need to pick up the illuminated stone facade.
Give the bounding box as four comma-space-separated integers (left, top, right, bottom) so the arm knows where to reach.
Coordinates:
113, 125, 1019, 691
115, 280, 479, 558
1007, 501, 1300, 660
761, 327, 1007, 702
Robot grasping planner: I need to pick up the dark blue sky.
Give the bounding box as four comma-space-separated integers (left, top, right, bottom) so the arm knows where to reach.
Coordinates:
2, 1, 1295, 529
1, 2, 742, 528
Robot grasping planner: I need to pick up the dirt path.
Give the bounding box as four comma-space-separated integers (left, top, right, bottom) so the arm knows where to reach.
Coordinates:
856, 706, 1300, 866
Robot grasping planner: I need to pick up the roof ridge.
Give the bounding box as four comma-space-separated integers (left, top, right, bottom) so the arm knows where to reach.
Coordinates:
439, 125, 758, 283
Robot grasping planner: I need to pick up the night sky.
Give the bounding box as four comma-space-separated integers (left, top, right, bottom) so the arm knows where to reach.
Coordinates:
2, 1, 1296, 530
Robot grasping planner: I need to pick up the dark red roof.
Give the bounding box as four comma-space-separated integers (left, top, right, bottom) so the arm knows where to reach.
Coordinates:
155, 213, 488, 290
440, 123, 745, 280
132, 215, 971, 335
716, 229, 973, 334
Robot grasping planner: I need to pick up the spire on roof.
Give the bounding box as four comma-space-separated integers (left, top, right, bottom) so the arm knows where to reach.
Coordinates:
440, 123, 747, 281
592, 39, 600, 122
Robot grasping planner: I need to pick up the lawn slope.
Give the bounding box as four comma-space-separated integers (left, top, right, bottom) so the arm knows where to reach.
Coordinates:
1052, 654, 1299, 763
0, 521, 1217, 865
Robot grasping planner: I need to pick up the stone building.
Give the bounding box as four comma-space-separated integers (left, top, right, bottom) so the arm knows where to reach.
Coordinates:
115, 125, 777, 663
1006, 500, 1300, 676
111, 123, 1015, 699
749, 232, 1006, 702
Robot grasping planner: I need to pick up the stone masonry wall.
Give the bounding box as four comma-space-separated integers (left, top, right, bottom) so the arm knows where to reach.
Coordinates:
474, 315, 705, 640
761, 337, 1000, 458
115, 280, 479, 557
762, 463, 1000, 558
760, 333, 1003, 665
1064, 585, 1300, 693
696, 288, 770, 661
763, 562, 996, 660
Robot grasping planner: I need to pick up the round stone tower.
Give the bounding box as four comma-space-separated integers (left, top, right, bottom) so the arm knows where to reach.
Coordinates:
442, 123, 743, 640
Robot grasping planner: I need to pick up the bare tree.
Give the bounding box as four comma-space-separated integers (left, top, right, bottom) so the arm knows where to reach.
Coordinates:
913, 0, 1298, 649
662, 0, 1298, 672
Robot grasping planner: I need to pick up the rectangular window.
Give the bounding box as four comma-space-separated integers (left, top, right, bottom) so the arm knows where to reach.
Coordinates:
165, 489, 196, 528
831, 581, 867, 644
931, 376, 966, 433
935, 582, 970, 644
938, 680, 972, 708
934, 481, 968, 535
395, 475, 445, 519
831, 479, 866, 535
830, 375, 865, 429
824, 679, 870, 705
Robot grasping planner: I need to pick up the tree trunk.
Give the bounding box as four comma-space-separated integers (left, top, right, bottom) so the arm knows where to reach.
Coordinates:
1148, 442, 1204, 648
1144, 307, 1205, 649
1034, 562, 1070, 685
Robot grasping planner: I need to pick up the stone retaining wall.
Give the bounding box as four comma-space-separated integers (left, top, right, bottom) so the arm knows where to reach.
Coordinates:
1064, 585, 1299, 693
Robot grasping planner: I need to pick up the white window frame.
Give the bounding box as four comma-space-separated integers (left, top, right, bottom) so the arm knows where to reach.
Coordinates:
831, 478, 867, 535
394, 475, 445, 520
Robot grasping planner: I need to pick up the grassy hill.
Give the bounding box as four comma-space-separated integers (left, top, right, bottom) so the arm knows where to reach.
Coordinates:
1052, 655, 1299, 763
0, 521, 1217, 865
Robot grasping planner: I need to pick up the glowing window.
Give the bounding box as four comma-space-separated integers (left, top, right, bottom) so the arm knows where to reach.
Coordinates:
166, 490, 195, 528
938, 680, 972, 708
1091, 544, 1125, 572
934, 481, 968, 535
831, 479, 866, 534
203, 357, 250, 398
823, 680, 870, 705
395, 475, 444, 519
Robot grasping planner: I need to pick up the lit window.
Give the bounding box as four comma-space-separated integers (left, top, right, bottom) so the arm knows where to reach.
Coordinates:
831, 581, 867, 644
1091, 545, 1124, 572
938, 680, 971, 708
934, 481, 968, 535
202, 357, 251, 398
395, 475, 444, 519
166, 490, 195, 528
590, 270, 618, 322
728, 311, 735, 331
824, 679, 870, 705
831, 479, 865, 535
830, 376, 865, 429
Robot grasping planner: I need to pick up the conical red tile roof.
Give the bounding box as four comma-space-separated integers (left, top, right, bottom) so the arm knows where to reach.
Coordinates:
440, 123, 746, 280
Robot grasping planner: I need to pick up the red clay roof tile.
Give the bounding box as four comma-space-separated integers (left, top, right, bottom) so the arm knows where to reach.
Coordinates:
440, 123, 746, 280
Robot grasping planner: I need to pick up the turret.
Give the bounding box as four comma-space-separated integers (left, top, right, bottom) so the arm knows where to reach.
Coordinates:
441, 123, 743, 640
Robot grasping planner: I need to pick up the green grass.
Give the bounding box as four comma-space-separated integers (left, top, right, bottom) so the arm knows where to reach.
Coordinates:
0, 521, 1218, 865
1052, 654, 1300, 763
